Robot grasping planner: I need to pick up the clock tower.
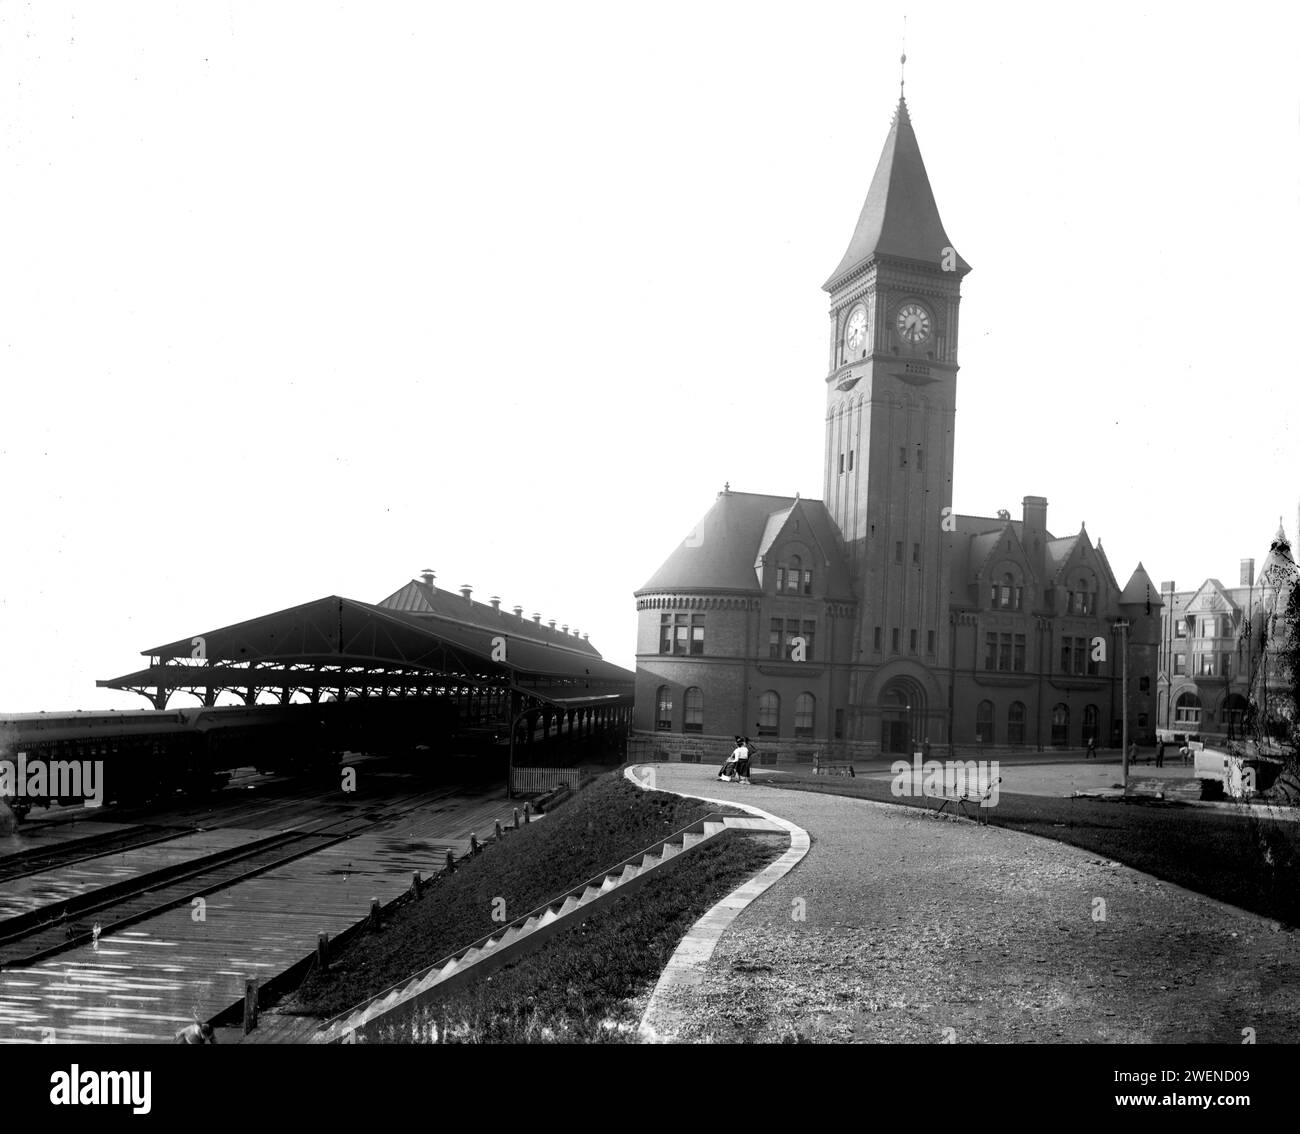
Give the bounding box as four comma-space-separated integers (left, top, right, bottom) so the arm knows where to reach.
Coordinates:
823, 95, 970, 738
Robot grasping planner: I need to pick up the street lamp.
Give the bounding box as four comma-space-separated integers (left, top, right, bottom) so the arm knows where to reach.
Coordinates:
1114, 618, 1131, 791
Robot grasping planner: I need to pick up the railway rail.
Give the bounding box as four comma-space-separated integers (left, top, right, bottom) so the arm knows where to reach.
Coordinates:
0, 825, 193, 886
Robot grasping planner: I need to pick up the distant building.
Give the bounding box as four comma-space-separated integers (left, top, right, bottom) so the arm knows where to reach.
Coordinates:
1158, 522, 1299, 741
633, 93, 1158, 761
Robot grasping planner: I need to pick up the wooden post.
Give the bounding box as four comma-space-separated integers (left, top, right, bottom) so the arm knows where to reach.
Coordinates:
243, 978, 258, 1034
469, 833, 480, 855
317, 932, 330, 972
445, 850, 455, 873
368, 897, 381, 931
410, 870, 422, 898
523, 802, 531, 824
512, 808, 520, 829
494, 819, 503, 840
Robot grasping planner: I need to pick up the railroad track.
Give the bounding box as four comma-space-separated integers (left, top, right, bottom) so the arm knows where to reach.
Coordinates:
0, 792, 452, 970
0, 825, 194, 886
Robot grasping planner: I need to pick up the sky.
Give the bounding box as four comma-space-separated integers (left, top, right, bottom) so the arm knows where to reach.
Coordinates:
1, 1, 1298, 711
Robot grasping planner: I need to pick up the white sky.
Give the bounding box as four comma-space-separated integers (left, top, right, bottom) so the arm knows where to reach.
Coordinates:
2, 1, 1298, 711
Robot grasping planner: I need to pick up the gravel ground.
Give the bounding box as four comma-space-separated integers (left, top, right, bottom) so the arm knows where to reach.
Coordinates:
641, 764, 1300, 1044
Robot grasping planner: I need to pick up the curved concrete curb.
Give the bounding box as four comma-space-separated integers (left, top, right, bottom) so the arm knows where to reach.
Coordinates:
624, 764, 811, 1043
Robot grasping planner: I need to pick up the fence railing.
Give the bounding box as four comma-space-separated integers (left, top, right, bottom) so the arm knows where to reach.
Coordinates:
509, 766, 590, 794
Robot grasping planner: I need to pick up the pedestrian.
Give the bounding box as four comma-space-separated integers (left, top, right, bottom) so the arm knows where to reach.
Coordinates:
921, 737, 932, 760
737, 736, 753, 785
1128, 740, 1139, 766
718, 738, 742, 781
1155, 739, 1165, 768
1179, 744, 1191, 767
1086, 737, 1096, 759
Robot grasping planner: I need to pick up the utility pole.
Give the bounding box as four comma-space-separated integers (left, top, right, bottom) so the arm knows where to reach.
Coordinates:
1118, 619, 1130, 791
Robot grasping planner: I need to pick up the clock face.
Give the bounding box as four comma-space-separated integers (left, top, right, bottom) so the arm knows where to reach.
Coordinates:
845, 306, 867, 353
896, 302, 932, 344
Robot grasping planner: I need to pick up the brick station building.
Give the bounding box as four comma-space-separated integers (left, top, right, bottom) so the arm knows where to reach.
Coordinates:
632, 94, 1158, 763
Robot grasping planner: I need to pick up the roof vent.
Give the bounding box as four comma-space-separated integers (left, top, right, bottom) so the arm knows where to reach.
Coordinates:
996, 509, 1010, 520
582, 632, 589, 641
572, 628, 581, 638
513, 605, 524, 618
489, 595, 501, 611
420, 569, 436, 587
548, 619, 557, 631
460, 585, 472, 601
561, 624, 569, 635
532, 612, 542, 623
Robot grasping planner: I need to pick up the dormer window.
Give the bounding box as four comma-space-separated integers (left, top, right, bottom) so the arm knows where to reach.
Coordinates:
777, 555, 810, 594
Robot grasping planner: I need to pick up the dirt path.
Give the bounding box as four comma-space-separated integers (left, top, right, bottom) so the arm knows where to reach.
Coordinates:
640, 765, 1300, 1043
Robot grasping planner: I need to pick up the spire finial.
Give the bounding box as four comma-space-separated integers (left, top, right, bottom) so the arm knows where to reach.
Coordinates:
900, 15, 907, 99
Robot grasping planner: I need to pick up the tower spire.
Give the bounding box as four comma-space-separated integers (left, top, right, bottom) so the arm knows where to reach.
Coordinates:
899, 16, 907, 100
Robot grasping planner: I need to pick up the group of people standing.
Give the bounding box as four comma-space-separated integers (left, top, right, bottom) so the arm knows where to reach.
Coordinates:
718, 736, 755, 785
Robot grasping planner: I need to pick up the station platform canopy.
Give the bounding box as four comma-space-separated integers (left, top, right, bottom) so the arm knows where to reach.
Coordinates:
99, 579, 634, 712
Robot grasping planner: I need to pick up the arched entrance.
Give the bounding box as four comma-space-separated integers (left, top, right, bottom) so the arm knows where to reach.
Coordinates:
879, 677, 926, 755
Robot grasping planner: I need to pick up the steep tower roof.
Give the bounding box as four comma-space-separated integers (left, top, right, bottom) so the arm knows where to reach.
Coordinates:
1119, 562, 1163, 608
824, 97, 970, 291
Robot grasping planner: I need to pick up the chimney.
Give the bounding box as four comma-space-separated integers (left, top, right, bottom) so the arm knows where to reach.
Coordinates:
532, 612, 541, 624
1022, 496, 1047, 581
460, 584, 472, 601
548, 619, 557, 631
513, 605, 524, 619
420, 569, 435, 587
489, 595, 501, 611
1240, 559, 1255, 587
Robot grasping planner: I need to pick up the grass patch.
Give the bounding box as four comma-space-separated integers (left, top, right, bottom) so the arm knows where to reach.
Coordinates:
379, 829, 785, 1043
766, 771, 1300, 927
288, 771, 716, 1017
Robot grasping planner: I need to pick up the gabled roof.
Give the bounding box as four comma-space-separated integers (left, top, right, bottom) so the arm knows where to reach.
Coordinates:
638, 490, 854, 600
378, 579, 601, 657
1183, 578, 1239, 616
824, 97, 969, 291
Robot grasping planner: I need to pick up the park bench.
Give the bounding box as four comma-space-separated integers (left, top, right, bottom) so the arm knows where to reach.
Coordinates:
925, 775, 1001, 825
812, 755, 855, 777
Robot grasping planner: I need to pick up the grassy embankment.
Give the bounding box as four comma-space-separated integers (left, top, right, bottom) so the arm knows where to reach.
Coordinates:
287, 772, 782, 1040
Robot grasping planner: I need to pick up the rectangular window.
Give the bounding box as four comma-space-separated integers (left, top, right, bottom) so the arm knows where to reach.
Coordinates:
1081, 592, 1093, 615
1174, 653, 1186, 675
776, 567, 785, 592
785, 625, 801, 660
927, 629, 935, 655
1066, 591, 1076, 614
1175, 620, 1187, 638
803, 569, 813, 595
838, 453, 844, 474
1000, 585, 1011, 607
690, 615, 705, 656
991, 584, 999, 606
1014, 633, 1026, 672
1086, 640, 1099, 676
1221, 653, 1231, 678
1060, 640, 1071, 673
1199, 653, 1216, 677
912, 542, 920, 563
659, 614, 672, 655
674, 617, 689, 655
834, 708, 845, 740
895, 541, 903, 563
874, 626, 882, 651
769, 619, 783, 660
891, 628, 900, 654
803, 620, 816, 661
1073, 637, 1086, 675
909, 628, 917, 653
986, 633, 998, 672
999, 633, 1012, 671
1014, 586, 1023, 610
848, 449, 854, 471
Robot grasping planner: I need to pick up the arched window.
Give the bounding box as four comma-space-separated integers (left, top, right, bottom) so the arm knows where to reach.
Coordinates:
1051, 703, 1070, 747
1082, 704, 1100, 744
794, 693, 815, 738
758, 691, 780, 737
1175, 691, 1202, 727
1008, 701, 1026, 746
655, 686, 672, 731
975, 700, 995, 744
683, 687, 703, 733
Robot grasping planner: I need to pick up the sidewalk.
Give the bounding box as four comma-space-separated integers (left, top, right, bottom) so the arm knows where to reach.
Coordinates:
636, 763, 1300, 1043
